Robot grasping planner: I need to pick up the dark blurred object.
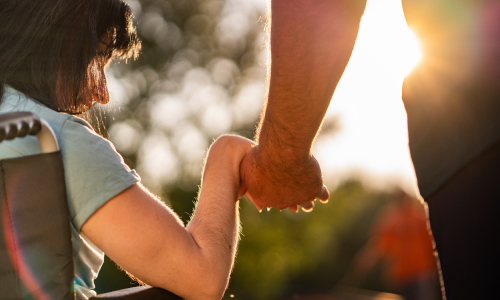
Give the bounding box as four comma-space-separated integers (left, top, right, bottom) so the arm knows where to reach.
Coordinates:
0, 112, 73, 300
0, 112, 42, 142
90, 286, 183, 300
401, 0, 500, 198
401, 2, 500, 298
281, 287, 404, 300
333, 287, 404, 300
426, 140, 500, 300
0, 112, 179, 300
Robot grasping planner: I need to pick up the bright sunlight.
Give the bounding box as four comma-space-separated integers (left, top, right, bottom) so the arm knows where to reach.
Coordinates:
400, 29, 422, 77
314, 0, 422, 193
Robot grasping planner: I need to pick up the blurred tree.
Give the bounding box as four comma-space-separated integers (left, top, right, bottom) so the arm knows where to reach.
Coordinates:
95, 0, 268, 292
93, 1, 398, 299
226, 181, 394, 300
99, 0, 268, 193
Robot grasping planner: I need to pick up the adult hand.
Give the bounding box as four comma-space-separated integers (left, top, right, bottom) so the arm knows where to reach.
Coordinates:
238, 0, 366, 212
240, 145, 329, 212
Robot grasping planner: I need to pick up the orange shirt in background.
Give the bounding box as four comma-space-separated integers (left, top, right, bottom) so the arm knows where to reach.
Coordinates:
373, 201, 437, 285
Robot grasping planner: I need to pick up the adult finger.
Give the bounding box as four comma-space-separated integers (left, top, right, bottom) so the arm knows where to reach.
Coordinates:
317, 184, 330, 203
246, 192, 264, 212
300, 200, 314, 212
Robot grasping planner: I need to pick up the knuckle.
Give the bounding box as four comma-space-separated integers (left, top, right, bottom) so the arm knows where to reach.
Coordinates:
211, 135, 239, 152
214, 134, 235, 145
213, 135, 253, 151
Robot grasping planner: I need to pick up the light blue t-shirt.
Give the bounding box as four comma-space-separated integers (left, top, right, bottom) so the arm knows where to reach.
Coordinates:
0, 86, 140, 299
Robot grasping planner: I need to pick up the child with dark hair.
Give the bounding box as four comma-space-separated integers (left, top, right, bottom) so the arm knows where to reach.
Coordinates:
0, 1, 251, 299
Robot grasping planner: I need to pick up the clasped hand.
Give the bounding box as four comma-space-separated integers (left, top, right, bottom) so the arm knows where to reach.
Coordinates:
210, 136, 330, 212
239, 145, 329, 212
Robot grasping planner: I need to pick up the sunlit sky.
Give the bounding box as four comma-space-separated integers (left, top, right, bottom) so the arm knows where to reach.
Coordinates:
110, 0, 423, 195
313, 0, 421, 194
222, 0, 424, 193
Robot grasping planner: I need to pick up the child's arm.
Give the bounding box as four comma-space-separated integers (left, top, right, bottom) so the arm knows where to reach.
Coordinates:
81, 135, 254, 300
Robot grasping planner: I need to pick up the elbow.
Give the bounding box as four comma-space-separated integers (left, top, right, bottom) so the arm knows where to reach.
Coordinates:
178, 273, 228, 300
159, 273, 228, 300
174, 256, 231, 300
199, 278, 229, 300
192, 264, 230, 300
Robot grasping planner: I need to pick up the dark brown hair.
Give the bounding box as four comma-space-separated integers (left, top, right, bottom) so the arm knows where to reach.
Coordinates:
0, 0, 141, 114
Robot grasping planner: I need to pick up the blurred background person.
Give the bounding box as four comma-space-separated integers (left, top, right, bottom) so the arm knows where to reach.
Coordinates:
346, 190, 439, 300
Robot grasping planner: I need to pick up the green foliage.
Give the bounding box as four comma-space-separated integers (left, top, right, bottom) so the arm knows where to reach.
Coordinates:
94, 256, 139, 294
165, 184, 199, 224
225, 181, 392, 300
101, 0, 267, 192
94, 0, 398, 298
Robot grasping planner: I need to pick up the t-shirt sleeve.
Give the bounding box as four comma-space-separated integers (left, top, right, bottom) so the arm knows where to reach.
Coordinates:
59, 117, 140, 231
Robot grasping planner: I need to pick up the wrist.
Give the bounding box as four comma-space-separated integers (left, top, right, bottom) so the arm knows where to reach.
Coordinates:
203, 135, 252, 193
258, 119, 313, 159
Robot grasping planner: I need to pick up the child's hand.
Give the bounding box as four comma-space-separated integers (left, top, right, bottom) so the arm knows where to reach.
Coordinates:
203, 135, 255, 200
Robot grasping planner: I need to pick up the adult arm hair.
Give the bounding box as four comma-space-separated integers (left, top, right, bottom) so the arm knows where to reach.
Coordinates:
258, 0, 366, 156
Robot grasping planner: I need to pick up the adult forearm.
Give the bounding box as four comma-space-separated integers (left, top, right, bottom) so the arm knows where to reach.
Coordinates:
258, 0, 365, 156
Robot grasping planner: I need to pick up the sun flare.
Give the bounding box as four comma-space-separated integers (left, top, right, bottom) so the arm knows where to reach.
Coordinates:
400, 29, 422, 76
317, 0, 422, 192
353, 0, 423, 79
